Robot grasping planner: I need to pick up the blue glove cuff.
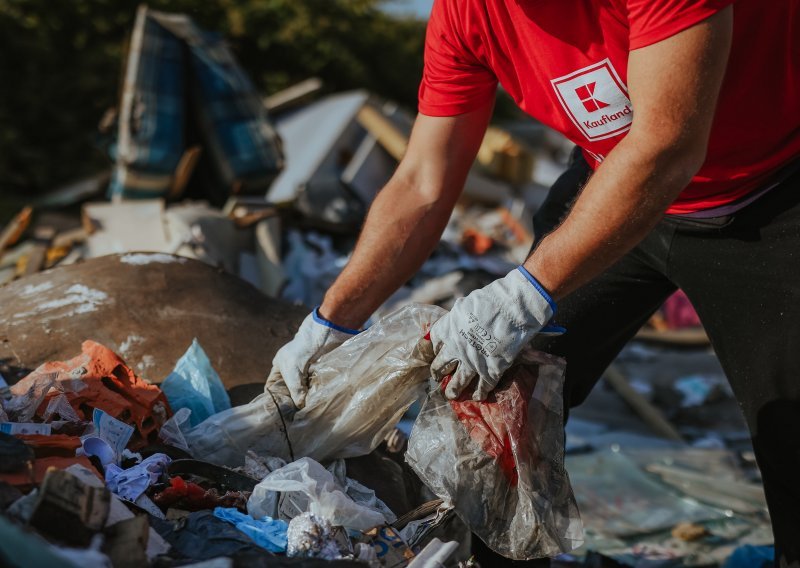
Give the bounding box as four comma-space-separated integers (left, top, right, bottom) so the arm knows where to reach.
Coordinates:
516, 265, 558, 316
312, 307, 361, 335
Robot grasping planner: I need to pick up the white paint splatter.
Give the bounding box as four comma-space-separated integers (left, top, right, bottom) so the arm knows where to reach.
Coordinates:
120, 253, 186, 265
13, 284, 109, 319
136, 355, 156, 375
19, 281, 54, 297
118, 334, 145, 357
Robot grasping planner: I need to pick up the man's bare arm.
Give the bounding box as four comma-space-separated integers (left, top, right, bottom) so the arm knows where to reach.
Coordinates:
319, 103, 493, 329
526, 8, 733, 300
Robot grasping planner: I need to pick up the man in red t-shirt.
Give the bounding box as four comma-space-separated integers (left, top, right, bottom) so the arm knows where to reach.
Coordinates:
270, 1, 800, 564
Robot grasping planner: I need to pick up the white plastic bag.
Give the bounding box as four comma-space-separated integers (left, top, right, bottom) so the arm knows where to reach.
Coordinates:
406, 348, 583, 560
248, 457, 388, 531
187, 304, 444, 465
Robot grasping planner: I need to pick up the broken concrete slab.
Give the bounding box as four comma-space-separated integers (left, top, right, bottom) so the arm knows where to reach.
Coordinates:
0, 253, 306, 389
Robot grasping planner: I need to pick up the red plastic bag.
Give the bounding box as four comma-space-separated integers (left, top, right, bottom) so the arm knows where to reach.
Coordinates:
405, 348, 583, 559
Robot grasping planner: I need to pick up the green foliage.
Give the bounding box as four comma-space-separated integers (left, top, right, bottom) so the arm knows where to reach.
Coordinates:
0, 0, 425, 195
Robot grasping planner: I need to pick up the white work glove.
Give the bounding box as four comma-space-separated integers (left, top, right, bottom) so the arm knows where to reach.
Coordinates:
429, 266, 562, 401
267, 307, 360, 408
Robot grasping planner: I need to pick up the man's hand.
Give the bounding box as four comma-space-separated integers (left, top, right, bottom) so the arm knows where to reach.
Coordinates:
430, 266, 560, 400
266, 308, 359, 408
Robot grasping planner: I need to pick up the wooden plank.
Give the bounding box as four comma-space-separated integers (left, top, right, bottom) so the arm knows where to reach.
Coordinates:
0, 206, 33, 257
264, 77, 324, 113
356, 105, 408, 161
603, 364, 685, 442
167, 145, 202, 200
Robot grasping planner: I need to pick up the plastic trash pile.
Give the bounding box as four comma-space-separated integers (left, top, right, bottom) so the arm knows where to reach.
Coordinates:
0, 304, 586, 567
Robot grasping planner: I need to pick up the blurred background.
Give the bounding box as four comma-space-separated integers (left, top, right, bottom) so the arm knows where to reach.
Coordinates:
0, 0, 433, 209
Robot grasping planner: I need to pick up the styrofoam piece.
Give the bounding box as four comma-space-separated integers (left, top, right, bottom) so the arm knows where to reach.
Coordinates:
407, 538, 459, 568
83, 200, 170, 258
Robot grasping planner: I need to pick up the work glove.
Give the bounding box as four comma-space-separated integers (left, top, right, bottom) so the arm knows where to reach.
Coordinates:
266, 307, 360, 408
429, 266, 562, 401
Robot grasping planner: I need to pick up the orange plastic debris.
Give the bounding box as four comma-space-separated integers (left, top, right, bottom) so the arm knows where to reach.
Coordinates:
0, 456, 99, 491
18, 434, 82, 457
461, 228, 495, 255
12, 340, 172, 450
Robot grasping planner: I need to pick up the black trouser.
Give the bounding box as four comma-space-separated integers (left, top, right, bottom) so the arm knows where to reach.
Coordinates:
472, 151, 800, 568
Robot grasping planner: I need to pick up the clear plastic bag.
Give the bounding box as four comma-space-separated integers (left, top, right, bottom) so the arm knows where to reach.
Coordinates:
248, 457, 389, 531
187, 304, 444, 466
405, 348, 583, 560
158, 407, 192, 452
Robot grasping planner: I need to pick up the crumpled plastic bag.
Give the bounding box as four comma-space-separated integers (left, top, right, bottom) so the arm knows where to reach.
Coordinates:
286, 512, 342, 560
187, 304, 445, 465
158, 407, 192, 452
162, 339, 231, 427
406, 348, 583, 560
247, 457, 388, 532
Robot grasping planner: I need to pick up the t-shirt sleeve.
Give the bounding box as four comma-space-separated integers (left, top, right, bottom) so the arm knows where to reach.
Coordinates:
626, 0, 735, 50
417, 0, 498, 117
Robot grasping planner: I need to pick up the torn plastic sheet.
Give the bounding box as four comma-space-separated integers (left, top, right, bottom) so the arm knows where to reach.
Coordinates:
158, 407, 192, 452
43, 393, 82, 423
5, 372, 69, 423
566, 448, 728, 538
406, 349, 583, 560
247, 457, 388, 532
187, 304, 444, 465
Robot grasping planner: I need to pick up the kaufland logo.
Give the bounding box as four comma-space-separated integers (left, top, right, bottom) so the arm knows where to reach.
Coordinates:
551, 59, 633, 141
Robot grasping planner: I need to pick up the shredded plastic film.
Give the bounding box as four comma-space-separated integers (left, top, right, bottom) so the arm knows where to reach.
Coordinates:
187, 304, 445, 465
406, 348, 583, 560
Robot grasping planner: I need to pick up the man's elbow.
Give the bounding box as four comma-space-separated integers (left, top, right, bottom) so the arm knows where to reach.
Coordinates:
629, 127, 709, 187
389, 157, 462, 208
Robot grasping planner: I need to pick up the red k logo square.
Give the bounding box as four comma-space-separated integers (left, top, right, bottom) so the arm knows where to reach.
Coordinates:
551, 59, 633, 141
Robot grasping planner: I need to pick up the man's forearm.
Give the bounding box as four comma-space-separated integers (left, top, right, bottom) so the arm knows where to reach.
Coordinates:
526, 8, 732, 301
525, 134, 703, 300
319, 171, 459, 328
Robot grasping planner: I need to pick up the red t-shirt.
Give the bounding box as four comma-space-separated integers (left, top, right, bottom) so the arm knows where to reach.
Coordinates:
418, 0, 800, 214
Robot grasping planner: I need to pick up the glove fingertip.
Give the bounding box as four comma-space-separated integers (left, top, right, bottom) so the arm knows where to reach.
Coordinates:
472, 388, 488, 402
444, 383, 462, 400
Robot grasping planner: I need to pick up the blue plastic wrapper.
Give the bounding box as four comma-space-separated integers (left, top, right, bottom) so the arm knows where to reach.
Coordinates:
162, 339, 231, 427
723, 545, 774, 568
213, 507, 288, 553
